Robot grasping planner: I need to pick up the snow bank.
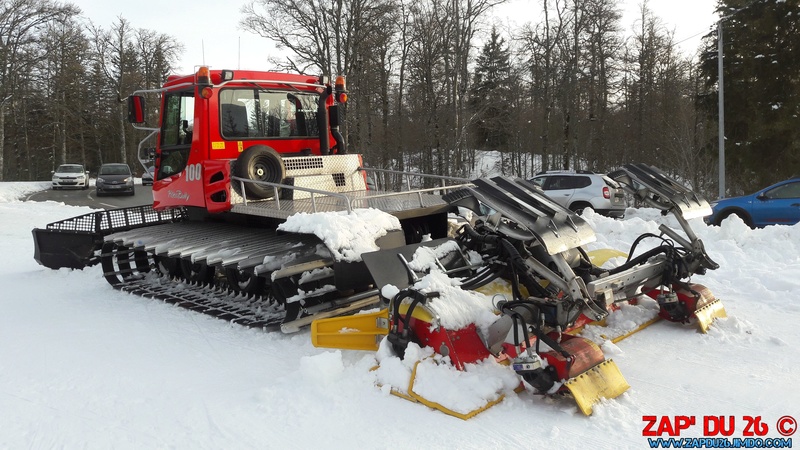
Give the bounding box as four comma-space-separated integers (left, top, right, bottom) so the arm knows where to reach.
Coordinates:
0, 181, 50, 202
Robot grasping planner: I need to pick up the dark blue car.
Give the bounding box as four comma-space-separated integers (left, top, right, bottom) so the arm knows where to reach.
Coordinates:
706, 177, 800, 227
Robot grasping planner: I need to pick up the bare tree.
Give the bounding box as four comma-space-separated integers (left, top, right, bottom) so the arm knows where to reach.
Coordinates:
0, 0, 78, 180
40, 14, 89, 168
87, 17, 142, 165
135, 29, 183, 90
519, 0, 569, 172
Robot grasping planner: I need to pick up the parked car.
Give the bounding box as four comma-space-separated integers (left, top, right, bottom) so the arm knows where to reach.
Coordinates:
52, 164, 89, 190
141, 166, 155, 186
530, 170, 627, 218
706, 177, 800, 228
96, 163, 135, 196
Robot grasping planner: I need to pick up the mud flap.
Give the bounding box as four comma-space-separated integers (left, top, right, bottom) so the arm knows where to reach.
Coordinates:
564, 359, 630, 415
694, 298, 727, 333
311, 308, 389, 351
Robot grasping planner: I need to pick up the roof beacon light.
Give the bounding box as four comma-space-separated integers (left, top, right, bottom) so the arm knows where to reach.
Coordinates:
335, 75, 348, 103
196, 66, 211, 86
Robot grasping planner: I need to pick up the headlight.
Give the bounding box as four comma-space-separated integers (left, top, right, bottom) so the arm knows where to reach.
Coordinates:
97, 177, 105, 183
52, 176, 58, 181
77, 175, 85, 179
124, 177, 132, 184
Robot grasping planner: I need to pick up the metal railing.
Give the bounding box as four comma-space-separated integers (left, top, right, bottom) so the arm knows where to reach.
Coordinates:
231, 167, 474, 215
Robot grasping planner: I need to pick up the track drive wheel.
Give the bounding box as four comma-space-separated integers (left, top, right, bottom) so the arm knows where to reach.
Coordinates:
180, 259, 216, 285
233, 145, 285, 199
154, 255, 182, 278
225, 267, 266, 295
101, 242, 150, 286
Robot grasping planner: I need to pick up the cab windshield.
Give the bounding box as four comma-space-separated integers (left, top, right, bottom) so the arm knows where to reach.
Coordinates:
219, 88, 320, 139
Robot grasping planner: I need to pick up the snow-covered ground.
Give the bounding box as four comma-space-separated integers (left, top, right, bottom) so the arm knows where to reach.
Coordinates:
1, 181, 798, 449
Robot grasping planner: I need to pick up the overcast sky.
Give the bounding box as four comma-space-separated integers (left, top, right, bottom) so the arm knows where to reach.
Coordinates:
71, 0, 718, 75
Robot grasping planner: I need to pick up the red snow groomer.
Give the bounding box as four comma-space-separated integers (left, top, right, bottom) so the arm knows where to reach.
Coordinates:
313, 165, 726, 417
29, 63, 725, 417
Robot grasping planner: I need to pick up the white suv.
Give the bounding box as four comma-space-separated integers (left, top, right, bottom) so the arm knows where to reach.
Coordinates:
530, 171, 627, 218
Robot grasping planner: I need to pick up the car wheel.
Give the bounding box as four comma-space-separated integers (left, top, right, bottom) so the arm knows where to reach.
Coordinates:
569, 201, 593, 215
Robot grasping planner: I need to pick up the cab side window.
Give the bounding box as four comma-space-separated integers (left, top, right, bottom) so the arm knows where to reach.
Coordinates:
160, 91, 194, 178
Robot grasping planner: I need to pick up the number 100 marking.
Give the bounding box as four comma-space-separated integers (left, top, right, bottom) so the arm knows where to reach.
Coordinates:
186, 163, 202, 181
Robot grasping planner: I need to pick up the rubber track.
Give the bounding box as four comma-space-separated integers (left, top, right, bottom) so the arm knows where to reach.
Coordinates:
115, 275, 287, 329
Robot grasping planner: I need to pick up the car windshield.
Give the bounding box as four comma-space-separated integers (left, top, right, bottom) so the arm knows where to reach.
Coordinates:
57, 165, 83, 173
99, 165, 131, 175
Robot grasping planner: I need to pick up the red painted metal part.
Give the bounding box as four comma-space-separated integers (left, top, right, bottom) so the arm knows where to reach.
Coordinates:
539, 333, 604, 381
403, 312, 604, 382
645, 283, 715, 322
151, 69, 336, 213
404, 316, 492, 370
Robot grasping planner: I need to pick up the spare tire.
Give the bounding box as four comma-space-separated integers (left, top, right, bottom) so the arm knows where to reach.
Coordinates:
233, 145, 285, 199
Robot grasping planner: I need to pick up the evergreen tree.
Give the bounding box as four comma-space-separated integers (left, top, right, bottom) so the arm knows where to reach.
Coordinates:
699, 0, 800, 194
470, 27, 513, 152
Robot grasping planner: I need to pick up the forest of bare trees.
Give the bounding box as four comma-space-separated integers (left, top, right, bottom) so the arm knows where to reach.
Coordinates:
3, 0, 799, 200
0, 0, 181, 182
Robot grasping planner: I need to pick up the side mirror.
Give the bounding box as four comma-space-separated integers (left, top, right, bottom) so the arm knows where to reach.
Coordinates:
127, 95, 146, 124
756, 193, 768, 201
146, 147, 156, 161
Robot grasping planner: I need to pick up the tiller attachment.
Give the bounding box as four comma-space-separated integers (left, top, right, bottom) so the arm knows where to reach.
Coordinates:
646, 283, 727, 333
497, 300, 629, 415
312, 166, 728, 417
521, 334, 629, 415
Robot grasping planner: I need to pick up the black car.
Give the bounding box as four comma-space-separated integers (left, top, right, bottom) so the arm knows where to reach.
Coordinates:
96, 163, 135, 196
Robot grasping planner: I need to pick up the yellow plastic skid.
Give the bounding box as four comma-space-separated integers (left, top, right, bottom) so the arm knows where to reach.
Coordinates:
311, 308, 390, 351
565, 359, 630, 415
407, 360, 506, 420
694, 298, 727, 333
587, 248, 629, 267
311, 303, 436, 351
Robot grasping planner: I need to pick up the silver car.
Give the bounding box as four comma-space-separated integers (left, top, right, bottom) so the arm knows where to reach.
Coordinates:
530, 171, 627, 218
52, 164, 89, 190
96, 163, 135, 196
